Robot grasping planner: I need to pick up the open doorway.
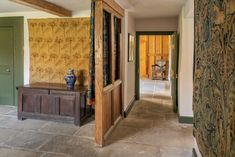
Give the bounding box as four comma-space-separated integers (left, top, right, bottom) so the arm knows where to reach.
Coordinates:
136, 32, 179, 113
139, 35, 171, 98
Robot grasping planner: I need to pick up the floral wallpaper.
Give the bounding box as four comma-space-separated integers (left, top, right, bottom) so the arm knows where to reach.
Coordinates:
28, 18, 90, 85
194, 0, 235, 156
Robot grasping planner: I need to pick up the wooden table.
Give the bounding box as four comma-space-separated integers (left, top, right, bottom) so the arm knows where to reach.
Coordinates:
17, 83, 91, 126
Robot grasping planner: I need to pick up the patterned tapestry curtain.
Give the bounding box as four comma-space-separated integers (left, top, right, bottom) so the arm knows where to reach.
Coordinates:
194, 0, 235, 156
114, 17, 120, 80
103, 11, 111, 87
88, 0, 95, 105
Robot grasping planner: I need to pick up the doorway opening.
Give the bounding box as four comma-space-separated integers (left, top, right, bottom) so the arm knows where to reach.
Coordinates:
136, 31, 178, 113
139, 34, 171, 98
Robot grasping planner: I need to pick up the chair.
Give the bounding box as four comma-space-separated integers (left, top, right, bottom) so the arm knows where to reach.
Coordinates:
152, 60, 166, 80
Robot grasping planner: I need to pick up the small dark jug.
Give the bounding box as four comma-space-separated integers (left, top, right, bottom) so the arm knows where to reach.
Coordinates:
64, 69, 76, 89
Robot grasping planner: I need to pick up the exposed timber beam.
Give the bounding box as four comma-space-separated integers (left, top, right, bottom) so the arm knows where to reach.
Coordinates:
9, 0, 72, 17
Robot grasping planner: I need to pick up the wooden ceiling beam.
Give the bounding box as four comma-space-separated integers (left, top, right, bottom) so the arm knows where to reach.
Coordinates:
9, 0, 72, 17
103, 0, 124, 16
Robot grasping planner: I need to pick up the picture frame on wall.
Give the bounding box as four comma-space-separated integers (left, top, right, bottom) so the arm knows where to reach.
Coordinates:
128, 33, 134, 62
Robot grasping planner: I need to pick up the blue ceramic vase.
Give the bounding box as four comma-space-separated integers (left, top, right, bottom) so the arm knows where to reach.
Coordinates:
64, 69, 76, 89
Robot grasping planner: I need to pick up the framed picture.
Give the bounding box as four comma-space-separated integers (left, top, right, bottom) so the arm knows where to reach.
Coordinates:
128, 33, 134, 62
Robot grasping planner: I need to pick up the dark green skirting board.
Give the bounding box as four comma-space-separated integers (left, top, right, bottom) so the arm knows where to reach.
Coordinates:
178, 116, 193, 124
192, 148, 198, 157
124, 97, 136, 118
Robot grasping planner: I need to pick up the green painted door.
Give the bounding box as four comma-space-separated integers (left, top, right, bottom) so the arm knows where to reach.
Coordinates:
0, 27, 14, 105
171, 32, 179, 113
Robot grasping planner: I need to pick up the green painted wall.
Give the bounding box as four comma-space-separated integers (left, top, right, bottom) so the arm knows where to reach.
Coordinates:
194, 0, 235, 156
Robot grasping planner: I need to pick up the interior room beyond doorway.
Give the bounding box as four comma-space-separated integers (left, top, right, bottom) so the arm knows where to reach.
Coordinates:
139, 35, 171, 98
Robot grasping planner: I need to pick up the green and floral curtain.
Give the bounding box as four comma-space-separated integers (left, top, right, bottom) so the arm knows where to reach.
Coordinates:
103, 11, 111, 87
88, 0, 95, 105
114, 17, 120, 80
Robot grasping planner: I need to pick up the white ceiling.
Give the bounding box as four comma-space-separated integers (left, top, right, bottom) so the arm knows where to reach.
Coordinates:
0, 0, 90, 13
46, 0, 90, 12
115, 0, 186, 18
0, 0, 37, 12
0, 0, 185, 18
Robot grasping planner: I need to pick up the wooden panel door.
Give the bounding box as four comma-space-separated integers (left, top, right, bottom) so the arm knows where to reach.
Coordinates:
60, 96, 75, 116
139, 36, 147, 78
22, 94, 41, 113
0, 27, 14, 105
41, 95, 60, 115
148, 36, 155, 79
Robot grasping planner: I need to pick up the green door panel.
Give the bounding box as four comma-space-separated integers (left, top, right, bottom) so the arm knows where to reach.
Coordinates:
170, 32, 179, 113
0, 17, 24, 106
0, 27, 14, 105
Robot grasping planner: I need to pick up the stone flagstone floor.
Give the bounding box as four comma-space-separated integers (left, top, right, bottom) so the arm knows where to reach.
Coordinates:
0, 95, 193, 157
140, 79, 171, 97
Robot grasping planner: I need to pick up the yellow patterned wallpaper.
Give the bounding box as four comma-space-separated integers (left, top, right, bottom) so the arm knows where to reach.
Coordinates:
28, 18, 90, 85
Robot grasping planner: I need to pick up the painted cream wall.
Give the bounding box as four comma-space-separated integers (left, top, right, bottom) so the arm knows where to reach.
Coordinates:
182, 0, 202, 157
0, 11, 90, 85
135, 17, 178, 31
122, 10, 136, 111
177, 0, 194, 117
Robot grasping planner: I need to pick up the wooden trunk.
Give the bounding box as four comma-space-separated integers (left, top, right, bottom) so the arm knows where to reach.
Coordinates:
17, 83, 90, 126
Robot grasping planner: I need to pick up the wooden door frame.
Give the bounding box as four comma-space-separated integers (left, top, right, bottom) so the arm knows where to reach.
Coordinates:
0, 17, 24, 106
135, 31, 175, 100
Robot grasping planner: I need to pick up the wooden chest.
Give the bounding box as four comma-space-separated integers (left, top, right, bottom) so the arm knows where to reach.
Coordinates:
17, 83, 91, 126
